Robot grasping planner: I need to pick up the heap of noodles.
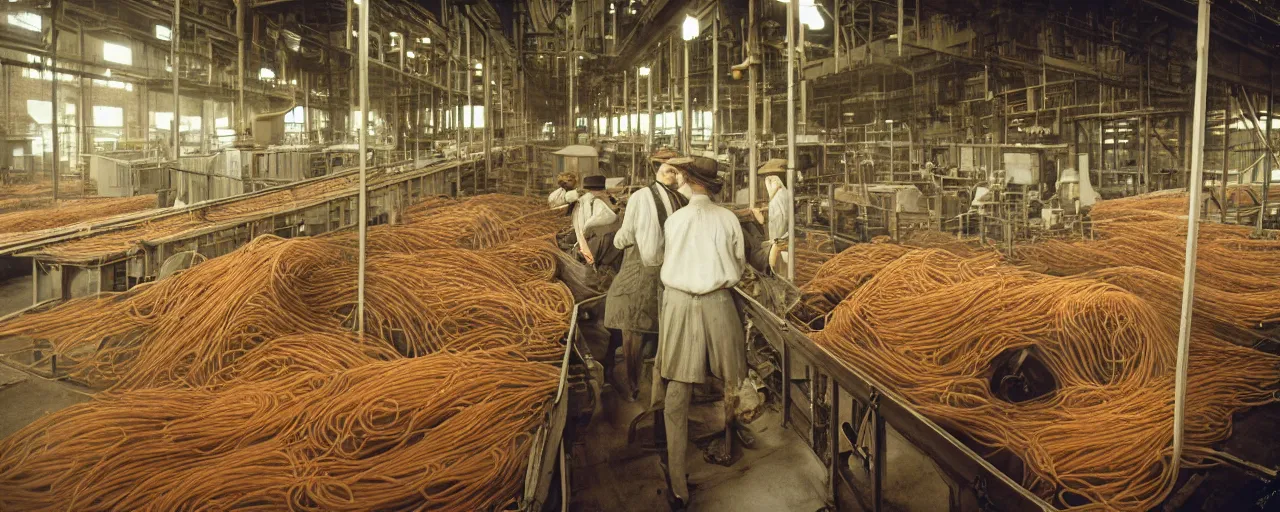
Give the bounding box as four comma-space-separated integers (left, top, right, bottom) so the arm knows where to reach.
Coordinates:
808, 247, 1280, 510
0, 350, 559, 511
0, 194, 575, 510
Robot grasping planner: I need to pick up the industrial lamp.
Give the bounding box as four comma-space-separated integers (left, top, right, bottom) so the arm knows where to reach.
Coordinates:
637, 66, 650, 77
681, 15, 698, 41
775, 0, 825, 30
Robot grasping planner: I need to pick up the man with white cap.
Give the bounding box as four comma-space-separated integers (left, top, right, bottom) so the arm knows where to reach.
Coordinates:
653, 156, 746, 509
603, 149, 686, 400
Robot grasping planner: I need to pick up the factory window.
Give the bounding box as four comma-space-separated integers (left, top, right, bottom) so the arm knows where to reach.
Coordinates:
94, 106, 124, 128
155, 25, 171, 41
464, 106, 484, 128
7, 12, 41, 32
103, 42, 133, 66
285, 106, 306, 133
91, 79, 133, 91
182, 116, 202, 132
259, 68, 276, 81
26, 100, 52, 125
23, 54, 74, 81
153, 111, 175, 130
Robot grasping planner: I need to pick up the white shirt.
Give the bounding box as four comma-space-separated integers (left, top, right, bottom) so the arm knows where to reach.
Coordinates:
548, 188, 580, 208
768, 186, 792, 241
661, 194, 745, 296
572, 192, 618, 239
613, 182, 677, 266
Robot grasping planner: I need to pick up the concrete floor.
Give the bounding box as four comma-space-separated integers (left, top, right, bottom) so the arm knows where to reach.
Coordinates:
570, 366, 831, 512
0, 276, 33, 318
0, 363, 92, 439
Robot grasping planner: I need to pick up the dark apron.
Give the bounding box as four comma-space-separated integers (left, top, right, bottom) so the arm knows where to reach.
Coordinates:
601, 184, 686, 333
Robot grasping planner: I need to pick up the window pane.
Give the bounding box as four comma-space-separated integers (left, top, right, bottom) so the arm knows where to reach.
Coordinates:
27, 100, 52, 125
94, 106, 124, 128
8, 13, 41, 32
103, 42, 133, 66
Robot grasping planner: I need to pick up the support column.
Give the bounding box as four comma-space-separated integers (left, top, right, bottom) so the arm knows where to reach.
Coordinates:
484, 34, 491, 192
1222, 89, 1231, 223
173, 0, 181, 165
238, 0, 247, 134
748, 0, 758, 206
51, 0, 60, 202
1263, 81, 1274, 232
786, 0, 797, 282
712, 13, 719, 156
1172, 0, 1211, 477
357, 0, 369, 335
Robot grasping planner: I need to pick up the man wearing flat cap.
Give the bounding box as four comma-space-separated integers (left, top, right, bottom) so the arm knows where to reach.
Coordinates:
652, 156, 747, 508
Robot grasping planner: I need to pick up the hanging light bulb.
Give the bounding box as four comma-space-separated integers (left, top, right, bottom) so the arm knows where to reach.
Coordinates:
682, 15, 698, 41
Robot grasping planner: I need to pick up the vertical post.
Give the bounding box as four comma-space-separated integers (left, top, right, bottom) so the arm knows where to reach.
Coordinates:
1262, 83, 1274, 233
465, 13, 474, 179
173, 0, 181, 165
712, 13, 719, 156
1143, 114, 1151, 194
51, 0, 60, 203
786, 0, 797, 282
238, 0, 247, 135
635, 69, 642, 142
898, 0, 904, 56
357, 0, 369, 335
414, 83, 420, 163
1222, 89, 1231, 223
683, 38, 691, 154
304, 74, 312, 144
567, 1, 576, 145
834, 0, 841, 72
623, 69, 629, 137
647, 71, 654, 151
78, 23, 88, 174
748, 0, 758, 206
872, 405, 887, 511
484, 34, 491, 193
1172, 0, 1210, 477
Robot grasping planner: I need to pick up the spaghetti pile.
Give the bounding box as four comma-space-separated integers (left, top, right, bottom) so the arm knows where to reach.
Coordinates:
0, 195, 572, 390
806, 241, 1280, 510
0, 350, 558, 511
0, 194, 571, 510
0, 195, 157, 245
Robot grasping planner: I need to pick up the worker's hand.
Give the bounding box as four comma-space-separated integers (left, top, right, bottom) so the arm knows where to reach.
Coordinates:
751, 208, 765, 225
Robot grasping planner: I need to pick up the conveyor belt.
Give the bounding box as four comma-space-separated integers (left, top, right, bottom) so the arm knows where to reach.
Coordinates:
2, 158, 477, 263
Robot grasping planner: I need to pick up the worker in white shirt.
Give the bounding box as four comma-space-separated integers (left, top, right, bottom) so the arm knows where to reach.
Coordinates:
653, 156, 746, 509
547, 171, 581, 208
603, 150, 687, 400
752, 159, 794, 277
572, 175, 620, 266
